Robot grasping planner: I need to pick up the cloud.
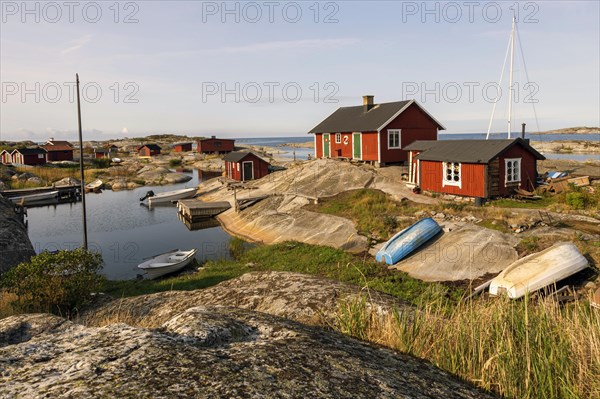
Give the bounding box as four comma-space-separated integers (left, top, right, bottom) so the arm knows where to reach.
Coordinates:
60, 34, 92, 55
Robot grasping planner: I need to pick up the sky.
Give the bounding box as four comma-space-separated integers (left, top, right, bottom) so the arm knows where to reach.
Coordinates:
1, 0, 599, 141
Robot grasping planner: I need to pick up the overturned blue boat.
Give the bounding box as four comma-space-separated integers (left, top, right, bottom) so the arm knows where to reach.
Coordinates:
375, 218, 442, 265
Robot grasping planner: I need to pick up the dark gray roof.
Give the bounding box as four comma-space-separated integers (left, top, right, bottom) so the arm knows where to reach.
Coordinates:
172, 142, 192, 146
403, 140, 439, 151
413, 138, 545, 163
308, 100, 445, 134
12, 148, 47, 155
138, 144, 161, 151
223, 150, 269, 163
94, 148, 109, 153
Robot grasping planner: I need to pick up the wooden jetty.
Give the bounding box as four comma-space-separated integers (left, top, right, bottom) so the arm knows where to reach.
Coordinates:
177, 212, 221, 231
177, 200, 231, 220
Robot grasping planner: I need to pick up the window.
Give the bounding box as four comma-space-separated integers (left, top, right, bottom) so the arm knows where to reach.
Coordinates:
442, 162, 461, 187
335, 133, 342, 144
505, 158, 521, 184
388, 130, 401, 149
38, 154, 44, 159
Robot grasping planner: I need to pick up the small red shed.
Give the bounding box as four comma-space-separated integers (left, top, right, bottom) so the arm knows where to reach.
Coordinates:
223, 151, 270, 181
197, 136, 235, 154
173, 142, 193, 152
404, 138, 545, 198
94, 148, 110, 159
137, 144, 162, 157
309, 96, 445, 166
42, 139, 74, 161
1, 150, 11, 164
11, 148, 47, 165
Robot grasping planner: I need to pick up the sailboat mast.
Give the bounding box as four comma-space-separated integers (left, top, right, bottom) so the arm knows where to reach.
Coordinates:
507, 15, 516, 139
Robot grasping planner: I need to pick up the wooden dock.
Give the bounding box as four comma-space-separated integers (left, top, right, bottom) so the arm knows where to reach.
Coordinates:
0, 184, 81, 206
177, 200, 231, 220
177, 212, 221, 231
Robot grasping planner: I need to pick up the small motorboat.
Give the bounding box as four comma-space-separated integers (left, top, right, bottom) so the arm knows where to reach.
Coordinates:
140, 187, 197, 205
9, 190, 59, 205
85, 179, 104, 193
375, 218, 441, 265
111, 158, 122, 163
137, 248, 198, 279
489, 242, 589, 299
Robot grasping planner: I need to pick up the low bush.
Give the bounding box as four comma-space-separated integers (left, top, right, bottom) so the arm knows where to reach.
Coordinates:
91, 158, 112, 169
0, 249, 104, 316
169, 158, 182, 167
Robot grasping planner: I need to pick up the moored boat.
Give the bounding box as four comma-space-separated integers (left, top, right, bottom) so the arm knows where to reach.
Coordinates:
375, 218, 441, 265
489, 242, 589, 299
9, 190, 59, 205
140, 187, 197, 205
85, 179, 104, 193
137, 248, 198, 279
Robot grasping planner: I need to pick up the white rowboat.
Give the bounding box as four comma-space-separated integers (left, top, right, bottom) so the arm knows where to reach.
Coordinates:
137, 248, 198, 279
9, 190, 59, 205
142, 187, 197, 205
85, 179, 103, 192
489, 242, 588, 299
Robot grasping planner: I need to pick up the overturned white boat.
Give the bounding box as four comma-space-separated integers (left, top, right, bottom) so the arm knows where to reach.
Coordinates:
137, 248, 198, 279
489, 242, 589, 299
140, 187, 197, 206
85, 179, 104, 192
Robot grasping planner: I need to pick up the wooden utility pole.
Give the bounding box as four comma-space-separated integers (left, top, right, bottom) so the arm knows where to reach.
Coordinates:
76, 74, 88, 250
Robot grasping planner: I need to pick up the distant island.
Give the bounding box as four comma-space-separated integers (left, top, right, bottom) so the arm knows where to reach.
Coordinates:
534, 126, 599, 135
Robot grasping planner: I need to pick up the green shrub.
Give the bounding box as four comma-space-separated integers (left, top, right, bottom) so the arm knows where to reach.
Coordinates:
228, 237, 253, 260
565, 191, 596, 210
169, 158, 182, 167
0, 249, 104, 316
91, 158, 112, 169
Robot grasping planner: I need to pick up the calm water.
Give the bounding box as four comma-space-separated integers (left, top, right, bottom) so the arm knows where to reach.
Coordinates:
241, 134, 599, 161
26, 169, 232, 280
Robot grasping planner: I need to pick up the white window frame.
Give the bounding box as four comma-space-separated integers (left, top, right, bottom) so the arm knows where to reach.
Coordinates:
388, 129, 401, 149
442, 161, 462, 188
242, 161, 254, 181
335, 133, 342, 144
505, 158, 521, 184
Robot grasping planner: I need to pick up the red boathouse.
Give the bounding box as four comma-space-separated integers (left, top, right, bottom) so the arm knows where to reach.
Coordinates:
223, 151, 270, 181
404, 138, 545, 198
172, 142, 193, 152
309, 96, 445, 166
197, 136, 235, 154
11, 148, 47, 165
42, 139, 74, 161
137, 144, 162, 157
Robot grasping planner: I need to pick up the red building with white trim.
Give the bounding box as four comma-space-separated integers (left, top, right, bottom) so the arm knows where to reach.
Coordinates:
0, 150, 11, 164
11, 148, 47, 165
404, 138, 545, 198
309, 96, 445, 166
137, 144, 161, 157
223, 151, 270, 181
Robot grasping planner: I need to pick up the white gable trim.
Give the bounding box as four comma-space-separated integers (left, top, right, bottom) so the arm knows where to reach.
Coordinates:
376, 99, 447, 132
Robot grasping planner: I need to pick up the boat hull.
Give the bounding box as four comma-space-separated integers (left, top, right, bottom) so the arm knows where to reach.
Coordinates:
375, 218, 441, 265
489, 242, 588, 299
137, 249, 198, 279
148, 188, 197, 205
9, 190, 59, 205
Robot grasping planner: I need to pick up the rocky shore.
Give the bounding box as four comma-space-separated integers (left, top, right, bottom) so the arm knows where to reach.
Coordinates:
0, 197, 35, 274
1, 272, 496, 398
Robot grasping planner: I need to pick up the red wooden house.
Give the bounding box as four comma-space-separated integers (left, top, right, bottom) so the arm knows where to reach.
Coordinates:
42, 139, 73, 161
223, 151, 270, 181
1, 150, 11, 164
11, 148, 47, 165
309, 96, 445, 166
94, 148, 109, 159
137, 144, 161, 157
404, 138, 545, 198
172, 142, 193, 152
197, 136, 235, 154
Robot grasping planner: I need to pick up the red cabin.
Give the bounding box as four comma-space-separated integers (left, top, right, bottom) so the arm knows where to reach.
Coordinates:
42, 139, 73, 161
94, 148, 109, 159
1, 150, 11, 164
223, 151, 270, 181
173, 142, 193, 152
11, 148, 47, 165
404, 138, 545, 198
197, 136, 235, 154
309, 96, 445, 166
137, 144, 161, 157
